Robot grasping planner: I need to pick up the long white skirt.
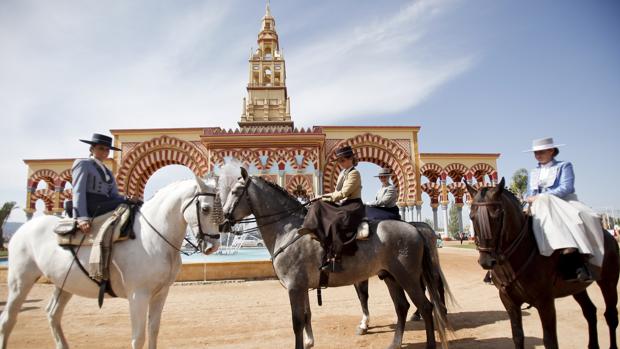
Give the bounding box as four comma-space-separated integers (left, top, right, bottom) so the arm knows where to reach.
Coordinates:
531, 193, 605, 267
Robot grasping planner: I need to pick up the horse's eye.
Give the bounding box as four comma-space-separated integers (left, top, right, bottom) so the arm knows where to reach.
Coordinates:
201, 205, 211, 214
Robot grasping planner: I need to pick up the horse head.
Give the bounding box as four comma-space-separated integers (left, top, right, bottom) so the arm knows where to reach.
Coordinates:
221, 167, 253, 230
181, 176, 222, 255
467, 177, 509, 269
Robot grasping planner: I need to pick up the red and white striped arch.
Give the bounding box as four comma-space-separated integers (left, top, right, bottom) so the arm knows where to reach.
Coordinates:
469, 163, 497, 184
420, 163, 444, 183
285, 174, 314, 198
116, 135, 209, 197
420, 182, 441, 205
322, 133, 417, 206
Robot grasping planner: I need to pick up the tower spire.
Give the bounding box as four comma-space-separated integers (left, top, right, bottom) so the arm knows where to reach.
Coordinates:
239, 2, 293, 131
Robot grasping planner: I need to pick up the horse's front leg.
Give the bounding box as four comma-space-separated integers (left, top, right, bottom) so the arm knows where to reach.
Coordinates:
354, 280, 370, 335
147, 286, 171, 349
499, 291, 524, 349
288, 288, 307, 349
303, 291, 314, 348
46, 287, 73, 349
536, 299, 559, 349
128, 289, 150, 349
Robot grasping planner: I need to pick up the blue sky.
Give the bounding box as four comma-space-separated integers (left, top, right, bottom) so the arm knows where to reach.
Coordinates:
1, 0, 619, 223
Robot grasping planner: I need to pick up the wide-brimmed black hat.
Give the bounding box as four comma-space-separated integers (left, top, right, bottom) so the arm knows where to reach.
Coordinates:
334, 145, 355, 160
79, 133, 121, 151
374, 168, 393, 177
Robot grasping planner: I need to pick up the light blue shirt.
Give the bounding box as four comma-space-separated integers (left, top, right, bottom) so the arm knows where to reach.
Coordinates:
526, 160, 575, 199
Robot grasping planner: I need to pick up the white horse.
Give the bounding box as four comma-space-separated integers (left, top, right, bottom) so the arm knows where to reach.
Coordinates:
0, 177, 221, 349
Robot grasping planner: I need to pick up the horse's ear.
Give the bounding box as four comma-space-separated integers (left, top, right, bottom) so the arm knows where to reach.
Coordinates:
498, 177, 506, 189
465, 182, 478, 199
195, 175, 208, 193
240, 167, 249, 181
491, 177, 505, 198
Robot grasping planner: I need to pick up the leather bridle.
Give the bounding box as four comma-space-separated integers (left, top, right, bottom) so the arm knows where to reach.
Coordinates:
182, 192, 222, 241
470, 201, 505, 255
223, 176, 308, 231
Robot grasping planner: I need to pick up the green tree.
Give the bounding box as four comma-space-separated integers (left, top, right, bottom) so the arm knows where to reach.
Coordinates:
0, 202, 17, 250
509, 168, 528, 201
448, 204, 460, 238
423, 218, 434, 227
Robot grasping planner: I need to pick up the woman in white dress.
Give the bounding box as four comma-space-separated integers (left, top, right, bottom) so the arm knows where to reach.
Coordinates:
525, 137, 605, 282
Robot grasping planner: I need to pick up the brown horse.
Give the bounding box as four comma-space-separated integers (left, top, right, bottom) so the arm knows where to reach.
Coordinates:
467, 178, 619, 349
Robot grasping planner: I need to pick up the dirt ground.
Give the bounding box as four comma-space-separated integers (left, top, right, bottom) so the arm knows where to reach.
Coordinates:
1, 245, 617, 348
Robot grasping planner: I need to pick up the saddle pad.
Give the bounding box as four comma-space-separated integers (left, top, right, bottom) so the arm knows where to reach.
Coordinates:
57, 205, 132, 247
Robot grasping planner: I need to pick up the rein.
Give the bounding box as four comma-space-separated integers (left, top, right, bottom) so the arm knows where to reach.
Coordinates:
226, 177, 312, 234
139, 192, 221, 256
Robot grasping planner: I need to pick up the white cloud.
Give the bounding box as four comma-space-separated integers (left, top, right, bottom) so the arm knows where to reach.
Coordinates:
287, 0, 474, 125
0, 0, 475, 222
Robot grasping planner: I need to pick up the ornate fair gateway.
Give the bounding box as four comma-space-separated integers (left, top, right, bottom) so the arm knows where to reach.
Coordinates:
22, 5, 499, 232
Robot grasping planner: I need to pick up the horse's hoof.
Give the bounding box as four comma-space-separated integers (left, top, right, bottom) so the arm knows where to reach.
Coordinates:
304, 340, 314, 349
356, 327, 368, 335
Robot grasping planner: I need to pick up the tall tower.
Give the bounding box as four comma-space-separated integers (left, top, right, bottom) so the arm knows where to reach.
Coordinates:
239, 2, 293, 131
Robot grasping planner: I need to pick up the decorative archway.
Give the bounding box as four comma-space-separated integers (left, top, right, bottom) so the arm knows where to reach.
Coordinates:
444, 163, 468, 183
30, 189, 55, 213
322, 133, 417, 206
469, 163, 496, 184
420, 163, 444, 183
117, 135, 209, 197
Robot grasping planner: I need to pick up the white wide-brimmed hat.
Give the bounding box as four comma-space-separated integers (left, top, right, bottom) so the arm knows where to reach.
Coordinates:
523, 137, 565, 152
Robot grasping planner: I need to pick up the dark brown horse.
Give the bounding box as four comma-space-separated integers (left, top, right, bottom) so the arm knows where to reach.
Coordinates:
467, 178, 619, 349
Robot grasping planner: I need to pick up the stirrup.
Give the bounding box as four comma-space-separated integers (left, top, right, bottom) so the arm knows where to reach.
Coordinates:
356, 221, 369, 240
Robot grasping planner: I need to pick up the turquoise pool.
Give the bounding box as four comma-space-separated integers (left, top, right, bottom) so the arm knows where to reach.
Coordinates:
0, 248, 271, 266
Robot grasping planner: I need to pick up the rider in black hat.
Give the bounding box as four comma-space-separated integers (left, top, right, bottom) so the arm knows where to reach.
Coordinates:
298, 145, 365, 272
70, 133, 138, 233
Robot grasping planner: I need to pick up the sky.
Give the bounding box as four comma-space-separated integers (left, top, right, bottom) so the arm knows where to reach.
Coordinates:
1, 0, 619, 224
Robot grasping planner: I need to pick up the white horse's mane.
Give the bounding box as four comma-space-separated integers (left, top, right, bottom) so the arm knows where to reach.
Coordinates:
217, 162, 242, 205
144, 177, 216, 207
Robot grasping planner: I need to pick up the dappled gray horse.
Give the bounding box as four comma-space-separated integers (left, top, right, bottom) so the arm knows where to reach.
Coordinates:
222, 168, 450, 349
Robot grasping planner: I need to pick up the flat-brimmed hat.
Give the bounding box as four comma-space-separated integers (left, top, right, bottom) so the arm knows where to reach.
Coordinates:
523, 137, 565, 152
79, 133, 121, 151
374, 168, 393, 177
334, 145, 355, 160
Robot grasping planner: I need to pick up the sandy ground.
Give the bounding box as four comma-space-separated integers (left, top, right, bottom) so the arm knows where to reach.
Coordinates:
1, 245, 617, 349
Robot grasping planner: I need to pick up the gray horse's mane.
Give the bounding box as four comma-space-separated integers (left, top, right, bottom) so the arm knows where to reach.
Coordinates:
254, 176, 305, 211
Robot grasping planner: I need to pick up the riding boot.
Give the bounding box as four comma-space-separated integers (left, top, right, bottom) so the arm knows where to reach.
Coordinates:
575, 255, 593, 282
560, 252, 592, 283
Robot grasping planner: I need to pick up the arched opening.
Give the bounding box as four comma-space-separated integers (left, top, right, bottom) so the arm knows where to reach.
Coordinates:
355, 162, 384, 204
143, 165, 198, 201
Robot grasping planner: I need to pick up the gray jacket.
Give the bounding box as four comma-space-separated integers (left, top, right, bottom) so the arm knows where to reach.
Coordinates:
370, 184, 398, 207
71, 158, 124, 221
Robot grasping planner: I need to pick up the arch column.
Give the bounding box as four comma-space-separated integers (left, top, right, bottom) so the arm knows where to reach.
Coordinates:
456, 203, 464, 234
415, 202, 422, 222
431, 203, 439, 231
440, 173, 449, 237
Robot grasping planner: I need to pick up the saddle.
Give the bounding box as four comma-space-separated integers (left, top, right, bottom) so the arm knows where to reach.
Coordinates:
54, 204, 134, 247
